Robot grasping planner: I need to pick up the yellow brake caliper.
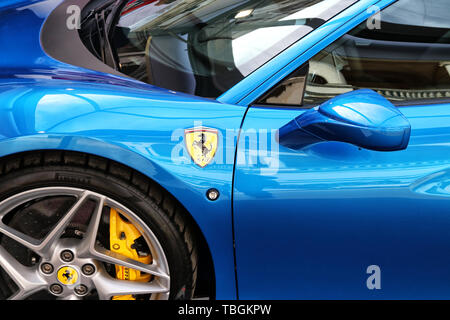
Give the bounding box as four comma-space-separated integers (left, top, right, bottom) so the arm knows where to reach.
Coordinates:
109, 208, 152, 300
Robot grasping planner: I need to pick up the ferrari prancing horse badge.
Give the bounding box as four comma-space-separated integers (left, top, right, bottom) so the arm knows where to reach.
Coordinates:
185, 127, 218, 168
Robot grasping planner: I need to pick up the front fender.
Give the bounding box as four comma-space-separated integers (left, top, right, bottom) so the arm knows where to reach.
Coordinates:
0, 78, 246, 299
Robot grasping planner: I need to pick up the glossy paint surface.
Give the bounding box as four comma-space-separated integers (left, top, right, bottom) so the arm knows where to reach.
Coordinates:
278, 89, 411, 151
0, 77, 245, 298
233, 0, 450, 299
234, 102, 450, 299
4, 0, 448, 300
0, 0, 371, 300
0, 0, 246, 298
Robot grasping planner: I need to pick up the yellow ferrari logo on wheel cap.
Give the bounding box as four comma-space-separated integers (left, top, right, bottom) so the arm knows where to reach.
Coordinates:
185, 127, 218, 168
57, 266, 78, 285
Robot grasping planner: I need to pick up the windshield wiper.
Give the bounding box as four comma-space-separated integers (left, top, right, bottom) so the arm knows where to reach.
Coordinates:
80, 0, 123, 69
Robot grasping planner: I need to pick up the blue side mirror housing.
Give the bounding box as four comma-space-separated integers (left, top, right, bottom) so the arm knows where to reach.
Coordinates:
278, 89, 411, 151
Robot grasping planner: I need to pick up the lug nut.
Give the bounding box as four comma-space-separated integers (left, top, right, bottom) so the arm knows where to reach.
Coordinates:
41, 263, 54, 274
50, 283, 63, 295
81, 264, 95, 276
74, 284, 88, 296
60, 250, 74, 262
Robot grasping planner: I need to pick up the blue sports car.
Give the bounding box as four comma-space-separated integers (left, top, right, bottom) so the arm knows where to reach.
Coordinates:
0, 0, 449, 300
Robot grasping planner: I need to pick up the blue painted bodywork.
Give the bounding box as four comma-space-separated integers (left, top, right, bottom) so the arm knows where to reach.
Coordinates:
0, 0, 243, 298
2, 0, 450, 299
278, 89, 411, 151
234, 101, 450, 299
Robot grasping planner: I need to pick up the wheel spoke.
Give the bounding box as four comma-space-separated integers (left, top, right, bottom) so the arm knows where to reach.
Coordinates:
0, 191, 89, 259
89, 246, 169, 280
58, 294, 81, 300
36, 191, 90, 258
0, 186, 171, 300
93, 273, 169, 300
0, 222, 40, 253
0, 246, 46, 300
80, 195, 105, 252
78, 197, 169, 280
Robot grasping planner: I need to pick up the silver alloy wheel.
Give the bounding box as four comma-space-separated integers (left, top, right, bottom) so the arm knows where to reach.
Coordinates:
0, 187, 170, 300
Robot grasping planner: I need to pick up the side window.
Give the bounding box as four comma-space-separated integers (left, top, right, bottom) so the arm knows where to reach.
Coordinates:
258, 63, 309, 106
259, 0, 450, 107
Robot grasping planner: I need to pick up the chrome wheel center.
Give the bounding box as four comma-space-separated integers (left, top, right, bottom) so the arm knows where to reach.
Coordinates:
38, 240, 99, 298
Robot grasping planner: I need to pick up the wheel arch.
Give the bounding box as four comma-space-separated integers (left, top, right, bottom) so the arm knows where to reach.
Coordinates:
0, 137, 216, 299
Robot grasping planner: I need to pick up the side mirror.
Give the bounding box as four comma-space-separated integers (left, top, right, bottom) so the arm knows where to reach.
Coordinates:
278, 89, 411, 151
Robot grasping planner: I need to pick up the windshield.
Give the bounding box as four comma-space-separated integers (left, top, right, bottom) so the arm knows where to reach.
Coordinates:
108, 0, 356, 98
382, 0, 450, 29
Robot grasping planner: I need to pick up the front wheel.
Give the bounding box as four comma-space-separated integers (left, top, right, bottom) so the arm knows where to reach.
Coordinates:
0, 151, 198, 300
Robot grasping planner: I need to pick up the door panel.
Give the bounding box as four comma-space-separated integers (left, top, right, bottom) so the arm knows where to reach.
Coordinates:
233, 103, 450, 299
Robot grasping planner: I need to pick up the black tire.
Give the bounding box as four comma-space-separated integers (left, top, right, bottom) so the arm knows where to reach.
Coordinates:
0, 150, 198, 300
